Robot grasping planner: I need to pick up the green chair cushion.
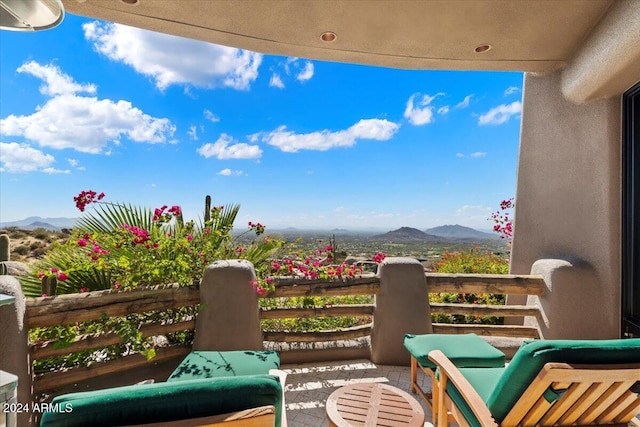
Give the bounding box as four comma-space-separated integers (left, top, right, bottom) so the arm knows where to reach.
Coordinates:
40, 374, 283, 427
444, 367, 506, 427
168, 350, 280, 381
486, 338, 640, 423
404, 333, 505, 369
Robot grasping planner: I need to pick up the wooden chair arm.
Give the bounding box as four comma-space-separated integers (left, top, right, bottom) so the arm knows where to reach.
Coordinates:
128, 405, 276, 426
428, 350, 498, 427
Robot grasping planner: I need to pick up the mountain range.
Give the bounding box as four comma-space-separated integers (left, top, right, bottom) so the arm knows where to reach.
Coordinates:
371, 224, 497, 242
0, 217, 498, 241
0, 216, 78, 231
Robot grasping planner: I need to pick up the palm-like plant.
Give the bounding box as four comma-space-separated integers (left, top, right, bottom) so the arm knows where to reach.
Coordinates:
22, 194, 280, 297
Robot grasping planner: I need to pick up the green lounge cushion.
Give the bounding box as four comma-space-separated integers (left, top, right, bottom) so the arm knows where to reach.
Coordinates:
444, 367, 506, 427
168, 350, 280, 381
404, 333, 505, 369
486, 338, 640, 423
40, 374, 283, 427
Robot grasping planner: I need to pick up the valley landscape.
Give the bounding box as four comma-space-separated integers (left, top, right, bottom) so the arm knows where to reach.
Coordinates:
0, 217, 508, 266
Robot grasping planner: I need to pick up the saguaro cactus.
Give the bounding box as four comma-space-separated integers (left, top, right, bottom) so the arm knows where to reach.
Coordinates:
41, 276, 57, 296
0, 234, 10, 262
204, 195, 212, 223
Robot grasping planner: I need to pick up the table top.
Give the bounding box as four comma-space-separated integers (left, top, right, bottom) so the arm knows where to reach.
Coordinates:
326, 382, 425, 427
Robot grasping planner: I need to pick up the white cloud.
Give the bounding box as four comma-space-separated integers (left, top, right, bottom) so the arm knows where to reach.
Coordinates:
470, 152, 487, 158
204, 109, 220, 123
2, 94, 175, 153
296, 62, 314, 82
504, 86, 520, 96
269, 74, 285, 89
478, 101, 522, 126
67, 158, 78, 167
197, 134, 262, 159
217, 168, 244, 176
188, 125, 198, 140
42, 167, 70, 174
270, 58, 314, 88
455, 95, 473, 109
83, 21, 262, 91
454, 204, 494, 228
404, 93, 443, 125
17, 61, 96, 96
0, 142, 60, 173
1, 62, 175, 154
456, 152, 487, 158
437, 106, 449, 115
262, 118, 399, 153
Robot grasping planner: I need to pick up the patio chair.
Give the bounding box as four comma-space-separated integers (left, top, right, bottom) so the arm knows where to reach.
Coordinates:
428, 338, 640, 427
39, 374, 282, 426
403, 333, 506, 424
40, 350, 286, 427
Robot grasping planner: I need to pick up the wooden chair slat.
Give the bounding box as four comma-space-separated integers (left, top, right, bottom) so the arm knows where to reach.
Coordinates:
540, 382, 591, 425
578, 382, 636, 424
520, 395, 553, 426
599, 391, 640, 423
558, 382, 611, 425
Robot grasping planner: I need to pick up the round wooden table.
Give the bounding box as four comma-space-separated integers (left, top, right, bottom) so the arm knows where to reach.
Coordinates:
326, 382, 425, 426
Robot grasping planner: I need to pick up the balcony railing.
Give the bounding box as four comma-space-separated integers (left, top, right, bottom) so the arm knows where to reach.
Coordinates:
24, 271, 544, 394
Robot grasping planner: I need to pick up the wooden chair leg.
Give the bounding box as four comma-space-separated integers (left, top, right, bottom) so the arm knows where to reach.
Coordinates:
410, 355, 418, 393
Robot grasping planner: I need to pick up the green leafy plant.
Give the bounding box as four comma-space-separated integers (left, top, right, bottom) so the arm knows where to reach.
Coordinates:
24, 190, 282, 368
430, 247, 509, 324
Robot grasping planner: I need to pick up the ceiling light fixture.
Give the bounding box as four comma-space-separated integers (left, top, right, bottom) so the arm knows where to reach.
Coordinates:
120, 0, 140, 5
320, 31, 337, 42
0, 0, 64, 32
474, 44, 492, 53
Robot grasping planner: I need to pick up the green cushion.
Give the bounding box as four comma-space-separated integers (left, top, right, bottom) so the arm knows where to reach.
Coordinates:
168, 350, 280, 381
444, 367, 506, 427
404, 333, 505, 369
40, 374, 283, 427
486, 338, 640, 423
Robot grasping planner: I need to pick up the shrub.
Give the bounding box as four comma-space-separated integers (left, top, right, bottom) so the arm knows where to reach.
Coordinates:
431, 247, 509, 324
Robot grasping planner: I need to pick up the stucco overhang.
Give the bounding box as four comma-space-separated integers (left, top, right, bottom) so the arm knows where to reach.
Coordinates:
61, 0, 639, 101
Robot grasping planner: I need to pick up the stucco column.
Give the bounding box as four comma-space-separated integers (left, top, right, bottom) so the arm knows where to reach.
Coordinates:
371, 257, 431, 365
526, 259, 606, 339
510, 71, 621, 338
0, 276, 31, 427
193, 260, 263, 351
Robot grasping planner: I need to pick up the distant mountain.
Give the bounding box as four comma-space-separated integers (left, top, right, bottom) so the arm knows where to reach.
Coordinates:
0, 216, 78, 231
371, 227, 447, 243
425, 224, 498, 240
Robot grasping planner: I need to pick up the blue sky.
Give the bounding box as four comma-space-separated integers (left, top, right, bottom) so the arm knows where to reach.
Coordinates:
0, 13, 523, 231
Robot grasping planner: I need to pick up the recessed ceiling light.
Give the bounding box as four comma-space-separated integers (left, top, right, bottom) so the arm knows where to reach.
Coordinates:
120, 0, 139, 5
474, 44, 491, 53
321, 32, 337, 42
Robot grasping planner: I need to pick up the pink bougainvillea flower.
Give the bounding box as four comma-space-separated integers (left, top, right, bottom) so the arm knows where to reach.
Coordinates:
80, 287, 88, 293
77, 239, 87, 247
57, 272, 68, 281
373, 252, 387, 263
186, 234, 193, 242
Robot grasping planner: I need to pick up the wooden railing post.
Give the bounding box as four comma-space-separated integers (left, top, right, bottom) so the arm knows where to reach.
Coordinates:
0, 276, 32, 427
193, 259, 263, 351
371, 257, 432, 365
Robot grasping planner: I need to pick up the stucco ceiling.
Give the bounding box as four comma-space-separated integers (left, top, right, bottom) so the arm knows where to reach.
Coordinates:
62, 0, 615, 73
